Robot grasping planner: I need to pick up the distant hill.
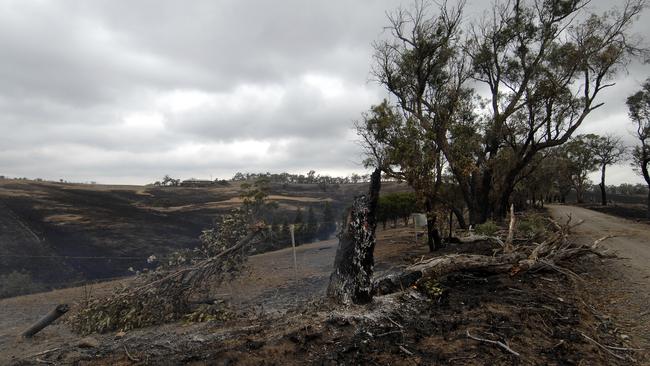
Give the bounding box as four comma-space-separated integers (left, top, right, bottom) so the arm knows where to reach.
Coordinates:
0, 178, 410, 297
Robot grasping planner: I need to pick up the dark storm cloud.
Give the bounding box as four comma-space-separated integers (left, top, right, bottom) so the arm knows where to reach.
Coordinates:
0, 0, 648, 184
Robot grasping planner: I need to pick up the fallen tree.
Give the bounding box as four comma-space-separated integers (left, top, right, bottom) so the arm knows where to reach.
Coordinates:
374, 217, 607, 296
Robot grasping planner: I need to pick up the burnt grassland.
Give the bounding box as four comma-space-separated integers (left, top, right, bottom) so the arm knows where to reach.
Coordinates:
0, 179, 410, 295
4, 227, 642, 365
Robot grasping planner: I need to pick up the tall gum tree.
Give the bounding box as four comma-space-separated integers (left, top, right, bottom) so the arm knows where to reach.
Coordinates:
357, 101, 445, 251
583, 134, 627, 206
360, 0, 468, 249
627, 78, 650, 217
365, 0, 645, 225
563, 135, 598, 203
457, 0, 646, 221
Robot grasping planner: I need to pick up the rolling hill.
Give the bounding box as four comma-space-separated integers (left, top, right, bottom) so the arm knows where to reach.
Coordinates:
0, 178, 410, 297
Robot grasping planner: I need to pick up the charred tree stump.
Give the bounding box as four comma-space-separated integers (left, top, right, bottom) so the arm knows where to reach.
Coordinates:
327, 169, 381, 305
21, 304, 69, 338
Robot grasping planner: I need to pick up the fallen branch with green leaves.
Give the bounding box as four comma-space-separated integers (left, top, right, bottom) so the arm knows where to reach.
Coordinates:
69, 212, 265, 334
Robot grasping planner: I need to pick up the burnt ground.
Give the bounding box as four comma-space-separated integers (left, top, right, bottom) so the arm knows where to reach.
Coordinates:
580, 202, 650, 224
3, 225, 647, 365
1, 179, 407, 292
0, 181, 218, 286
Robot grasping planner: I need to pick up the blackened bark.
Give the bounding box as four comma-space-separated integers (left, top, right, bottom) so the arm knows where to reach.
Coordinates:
452, 207, 467, 229
468, 170, 492, 225
22, 304, 69, 338
448, 210, 453, 239
599, 165, 607, 206
646, 186, 650, 219
425, 198, 442, 252
327, 169, 381, 304
426, 215, 442, 252
642, 158, 650, 218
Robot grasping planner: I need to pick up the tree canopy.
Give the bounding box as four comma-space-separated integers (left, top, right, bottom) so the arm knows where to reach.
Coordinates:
359, 0, 645, 224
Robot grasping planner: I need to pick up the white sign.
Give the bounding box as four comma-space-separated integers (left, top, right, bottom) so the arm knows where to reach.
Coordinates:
412, 213, 427, 228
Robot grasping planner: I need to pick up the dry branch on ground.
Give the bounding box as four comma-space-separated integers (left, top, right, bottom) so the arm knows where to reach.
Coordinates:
374, 218, 607, 295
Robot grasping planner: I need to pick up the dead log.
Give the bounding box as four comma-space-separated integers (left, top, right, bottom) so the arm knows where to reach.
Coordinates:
459, 235, 504, 245
327, 169, 381, 305
374, 253, 524, 295
21, 304, 69, 338
374, 221, 606, 295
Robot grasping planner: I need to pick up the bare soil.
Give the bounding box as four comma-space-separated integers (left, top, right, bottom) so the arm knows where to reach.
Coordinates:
579, 202, 650, 224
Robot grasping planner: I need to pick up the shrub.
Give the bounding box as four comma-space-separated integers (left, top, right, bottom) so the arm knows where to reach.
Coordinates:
517, 214, 547, 240
475, 220, 499, 236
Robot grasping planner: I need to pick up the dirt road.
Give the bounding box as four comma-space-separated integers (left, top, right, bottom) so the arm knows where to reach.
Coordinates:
548, 205, 650, 280
548, 204, 650, 355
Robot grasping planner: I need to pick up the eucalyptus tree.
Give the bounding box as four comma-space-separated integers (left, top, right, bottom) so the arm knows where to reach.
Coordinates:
584, 134, 627, 205
627, 78, 650, 216
359, 0, 467, 249
456, 0, 645, 220
563, 135, 598, 203
364, 0, 645, 225
357, 100, 445, 251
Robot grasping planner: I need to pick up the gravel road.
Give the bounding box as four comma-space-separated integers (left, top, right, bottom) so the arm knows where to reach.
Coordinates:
549, 204, 650, 357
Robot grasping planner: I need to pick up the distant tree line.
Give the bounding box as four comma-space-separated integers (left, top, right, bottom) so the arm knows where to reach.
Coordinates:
151, 170, 406, 190
230, 170, 389, 185
269, 202, 338, 245
377, 192, 417, 229
238, 177, 339, 248
599, 183, 649, 196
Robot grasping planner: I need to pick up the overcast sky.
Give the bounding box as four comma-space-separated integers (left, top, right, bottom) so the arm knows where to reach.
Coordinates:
0, 0, 648, 185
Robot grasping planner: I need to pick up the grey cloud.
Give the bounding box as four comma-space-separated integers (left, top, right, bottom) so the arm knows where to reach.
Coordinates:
163, 78, 378, 142
0, 0, 648, 184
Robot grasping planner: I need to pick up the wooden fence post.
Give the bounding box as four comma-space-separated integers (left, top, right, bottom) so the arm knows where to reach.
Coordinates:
290, 224, 297, 280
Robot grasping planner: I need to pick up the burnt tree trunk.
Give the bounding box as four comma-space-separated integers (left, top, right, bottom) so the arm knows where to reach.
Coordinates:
647, 188, 650, 219
425, 198, 442, 252
467, 171, 492, 225
599, 164, 607, 206
327, 169, 381, 305
428, 215, 442, 252
452, 207, 467, 230
642, 158, 650, 218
